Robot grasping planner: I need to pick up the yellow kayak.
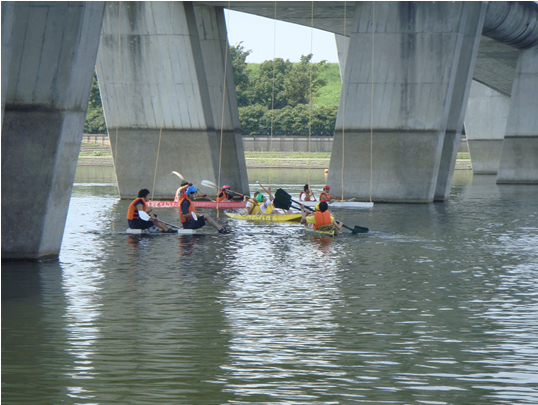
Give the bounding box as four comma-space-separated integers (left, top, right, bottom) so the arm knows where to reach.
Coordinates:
226, 213, 302, 222
303, 226, 336, 237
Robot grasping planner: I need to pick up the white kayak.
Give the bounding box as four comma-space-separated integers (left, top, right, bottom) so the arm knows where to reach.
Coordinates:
126, 228, 195, 235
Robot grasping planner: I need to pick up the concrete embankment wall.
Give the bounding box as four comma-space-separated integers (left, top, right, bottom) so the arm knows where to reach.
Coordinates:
84, 134, 469, 153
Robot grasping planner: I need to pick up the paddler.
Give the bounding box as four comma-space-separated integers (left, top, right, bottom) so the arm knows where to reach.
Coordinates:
299, 184, 316, 202
319, 185, 341, 203
179, 186, 231, 234
300, 201, 343, 231
245, 191, 261, 214
216, 185, 244, 203
174, 181, 208, 202
128, 188, 176, 233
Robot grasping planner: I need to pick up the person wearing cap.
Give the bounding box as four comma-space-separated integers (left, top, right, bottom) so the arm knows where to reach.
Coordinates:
300, 201, 343, 231
319, 185, 341, 202
255, 192, 275, 214
299, 184, 316, 202
179, 186, 231, 234
127, 188, 176, 233
216, 185, 243, 203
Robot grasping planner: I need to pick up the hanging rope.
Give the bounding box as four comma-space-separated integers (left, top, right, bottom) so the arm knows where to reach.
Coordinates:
266, 1, 277, 189
151, 2, 175, 200
216, 1, 232, 217
369, 2, 375, 203
111, 2, 122, 230
340, 1, 347, 201
307, 1, 314, 187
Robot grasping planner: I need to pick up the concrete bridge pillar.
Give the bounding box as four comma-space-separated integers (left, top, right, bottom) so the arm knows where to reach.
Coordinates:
465, 81, 510, 174
96, 2, 248, 199
1, 2, 105, 261
497, 46, 538, 184
328, 1, 487, 202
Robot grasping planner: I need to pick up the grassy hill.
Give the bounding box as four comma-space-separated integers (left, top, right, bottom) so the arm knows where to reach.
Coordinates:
246, 62, 341, 107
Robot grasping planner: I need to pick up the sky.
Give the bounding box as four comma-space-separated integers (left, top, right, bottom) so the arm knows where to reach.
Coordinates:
224, 10, 339, 63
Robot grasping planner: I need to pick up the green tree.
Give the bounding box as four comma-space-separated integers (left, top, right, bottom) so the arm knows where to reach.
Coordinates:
229, 42, 252, 107
84, 71, 107, 134
249, 58, 293, 109
283, 54, 328, 107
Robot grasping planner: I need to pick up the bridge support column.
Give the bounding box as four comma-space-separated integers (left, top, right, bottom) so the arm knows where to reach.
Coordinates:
497, 46, 538, 184
328, 2, 486, 202
1, 2, 104, 261
97, 2, 248, 199
465, 81, 510, 174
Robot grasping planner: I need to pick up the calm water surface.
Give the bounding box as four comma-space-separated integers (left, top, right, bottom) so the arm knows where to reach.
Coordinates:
2, 167, 537, 404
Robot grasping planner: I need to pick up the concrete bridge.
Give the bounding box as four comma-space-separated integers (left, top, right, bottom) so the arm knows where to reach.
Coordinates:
2, 1, 538, 260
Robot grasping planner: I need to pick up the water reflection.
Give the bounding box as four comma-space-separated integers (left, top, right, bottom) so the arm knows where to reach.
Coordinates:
2, 167, 537, 404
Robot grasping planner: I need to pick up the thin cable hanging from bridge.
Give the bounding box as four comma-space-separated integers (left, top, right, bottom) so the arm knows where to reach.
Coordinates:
151, 2, 175, 201
307, 1, 314, 188
111, 1, 122, 231
340, 1, 347, 201
369, 2, 375, 203
217, 1, 233, 217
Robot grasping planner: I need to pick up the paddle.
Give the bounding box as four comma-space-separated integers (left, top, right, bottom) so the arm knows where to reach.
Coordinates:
274, 188, 369, 234
138, 210, 181, 229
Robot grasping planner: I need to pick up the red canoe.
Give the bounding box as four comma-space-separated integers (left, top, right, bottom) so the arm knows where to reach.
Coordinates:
148, 201, 247, 209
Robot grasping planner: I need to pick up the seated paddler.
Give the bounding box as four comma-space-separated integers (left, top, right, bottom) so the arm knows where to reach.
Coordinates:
128, 188, 176, 233
300, 201, 343, 231
179, 186, 231, 234
216, 185, 244, 203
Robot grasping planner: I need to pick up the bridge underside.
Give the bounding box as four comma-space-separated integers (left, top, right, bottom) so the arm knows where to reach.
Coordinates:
2, 1, 538, 260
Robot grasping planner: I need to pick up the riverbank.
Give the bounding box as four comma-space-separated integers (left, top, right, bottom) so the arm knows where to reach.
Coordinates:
77, 140, 472, 170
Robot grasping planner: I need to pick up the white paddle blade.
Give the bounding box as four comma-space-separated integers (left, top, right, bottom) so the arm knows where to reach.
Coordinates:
201, 180, 217, 189
171, 171, 185, 180
138, 210, 151, 221
191, 212, 198, 221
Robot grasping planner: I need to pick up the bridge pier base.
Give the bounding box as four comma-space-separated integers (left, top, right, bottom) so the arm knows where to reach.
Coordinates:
465, 81, 510, 174
1, 2, 104, 261
328, 2, 486, 202
97, 2, 248, 199
497, 47, 538, 184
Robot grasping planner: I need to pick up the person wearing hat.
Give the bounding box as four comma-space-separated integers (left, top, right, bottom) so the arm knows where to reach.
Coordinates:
300, 201, 343, 231
127, 188, 176, 233
179, 186, 231, 234
254, 191, 275, 214
216, 185, 244, 203
319, 185, 341, 202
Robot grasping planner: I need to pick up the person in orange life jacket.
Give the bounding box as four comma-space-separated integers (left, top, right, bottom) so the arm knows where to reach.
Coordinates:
300, 201, 343, 231
127, 188, 176, 233
299, 184, 316, 202
245, 191, 261, 214
174, 181, 207, 202
216, 185, 244, 203
179, 186, 231, 234
318, 185, 341, 202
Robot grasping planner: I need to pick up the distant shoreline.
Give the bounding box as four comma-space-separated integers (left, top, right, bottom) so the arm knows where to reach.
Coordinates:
77, 142, 472, 170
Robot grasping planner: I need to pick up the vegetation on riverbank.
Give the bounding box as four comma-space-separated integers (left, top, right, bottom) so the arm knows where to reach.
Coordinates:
84, 44, 342, 136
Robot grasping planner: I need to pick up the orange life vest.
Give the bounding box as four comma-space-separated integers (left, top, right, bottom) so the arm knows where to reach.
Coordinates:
127, 198, 146, 220
312, 210, 332, 230
319, 192, 331, 202
300, 192, 313, 201
179, 195, 196, 223
216, 191, 229, 203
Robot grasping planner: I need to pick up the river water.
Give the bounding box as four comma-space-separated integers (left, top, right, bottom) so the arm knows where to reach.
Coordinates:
2, 167, 538, 405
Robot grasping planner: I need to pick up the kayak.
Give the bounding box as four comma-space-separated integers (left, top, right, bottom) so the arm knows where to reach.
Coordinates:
225, 213, 302, 222
147, 201, 247, 209
126, 228, 195, 235
302, 201, 374, 209
303, 226, 336, 237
